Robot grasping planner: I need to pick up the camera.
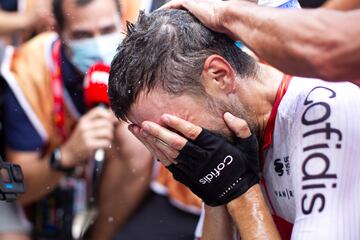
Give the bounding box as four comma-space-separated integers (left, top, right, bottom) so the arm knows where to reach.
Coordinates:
0, 156, 25, 201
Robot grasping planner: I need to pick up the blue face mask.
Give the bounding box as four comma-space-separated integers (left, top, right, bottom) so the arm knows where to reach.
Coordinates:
68, 32, 121, 73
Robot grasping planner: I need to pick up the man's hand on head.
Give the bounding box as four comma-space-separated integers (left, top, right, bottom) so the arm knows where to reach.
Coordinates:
160, 0, 258, 40
160, 0, 228, 36
128, 113, 260, 206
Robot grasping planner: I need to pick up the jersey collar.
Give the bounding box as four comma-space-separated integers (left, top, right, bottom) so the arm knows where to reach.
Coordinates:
260, 74, 292, 168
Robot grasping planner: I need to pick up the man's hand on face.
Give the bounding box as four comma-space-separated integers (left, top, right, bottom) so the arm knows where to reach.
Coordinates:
129, 112, 260, 206
60, 107, 116, 168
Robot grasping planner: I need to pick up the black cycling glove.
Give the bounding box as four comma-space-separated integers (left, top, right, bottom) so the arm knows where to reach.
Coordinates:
167, 129, 260, 206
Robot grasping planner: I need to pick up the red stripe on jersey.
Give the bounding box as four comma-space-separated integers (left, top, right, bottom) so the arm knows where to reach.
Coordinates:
260, 74, 293, 240
273, 215, 293, 240
261, 74, 292, 166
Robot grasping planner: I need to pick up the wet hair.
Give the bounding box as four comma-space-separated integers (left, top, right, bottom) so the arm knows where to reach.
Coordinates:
52, 0, 121, 30
108, 9, 257, 121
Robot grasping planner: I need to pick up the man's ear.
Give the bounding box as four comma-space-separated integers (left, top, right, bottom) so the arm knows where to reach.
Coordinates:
201, 55, 236, 95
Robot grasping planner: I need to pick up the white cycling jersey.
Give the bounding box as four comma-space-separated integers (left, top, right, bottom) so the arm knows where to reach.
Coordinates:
196, 76, 360, 239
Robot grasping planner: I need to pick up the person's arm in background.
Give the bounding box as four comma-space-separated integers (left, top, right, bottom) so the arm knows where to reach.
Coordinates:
5, 150, 63, 205
323, 0, 360, 10
162, 0, 360, 81
89, 121, 153, 240
0, 0, 51, 36
0, 10, 37, 35
5, 106, 115, 205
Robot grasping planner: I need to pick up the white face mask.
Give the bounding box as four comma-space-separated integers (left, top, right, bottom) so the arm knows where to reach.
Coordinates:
68, 31, 121, 73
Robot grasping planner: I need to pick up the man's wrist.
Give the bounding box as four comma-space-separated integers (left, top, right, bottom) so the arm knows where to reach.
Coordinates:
226, 184, 261, 214
217, 1, 231, 34
49, 147, 75, 175
220, 0, 257, 41
58, 145, 73, 168
225, 184, 280, 239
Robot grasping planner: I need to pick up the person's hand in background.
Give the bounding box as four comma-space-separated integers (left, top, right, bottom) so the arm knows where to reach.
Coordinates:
25, 0, 55, 33
0, 0, 54, 35
60, 107, 116, 168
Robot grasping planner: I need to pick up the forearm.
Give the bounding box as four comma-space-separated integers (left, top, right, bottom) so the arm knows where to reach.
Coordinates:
91, 154, 152, 239
220, 1, 360, 81
202, 205, 235, 240
0, 11, 30, 35
5, 149, 63, 205
226, 184, 280, 240
90, 124, 153, 239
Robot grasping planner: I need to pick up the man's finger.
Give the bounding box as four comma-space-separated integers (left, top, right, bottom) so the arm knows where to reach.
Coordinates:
223, 112, 251, 138
143, 132, 180, 160
160, 114, 202, 141
128, 124, 172, 165
128, 125, 155, 155
141, 129, 178, 165
141, 121, 187, 150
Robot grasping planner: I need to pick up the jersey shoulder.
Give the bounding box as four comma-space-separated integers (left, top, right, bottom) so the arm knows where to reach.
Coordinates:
278, 77, 360, 127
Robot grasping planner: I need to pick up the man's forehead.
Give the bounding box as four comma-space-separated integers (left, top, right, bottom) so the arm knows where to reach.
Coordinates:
127, 90, 168, 126
127, 89, 198, 127
127, 89, 209, 129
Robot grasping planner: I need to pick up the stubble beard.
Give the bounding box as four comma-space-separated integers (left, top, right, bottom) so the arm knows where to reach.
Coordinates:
206, 95, 259, 143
